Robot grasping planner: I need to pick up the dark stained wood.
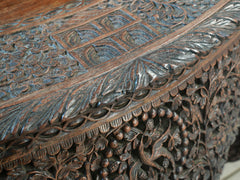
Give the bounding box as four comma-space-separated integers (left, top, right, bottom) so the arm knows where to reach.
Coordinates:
228, 128, 240, 162
0, 0, 239, 179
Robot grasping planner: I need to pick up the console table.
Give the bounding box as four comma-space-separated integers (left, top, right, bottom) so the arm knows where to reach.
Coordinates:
0, 0, 239, 179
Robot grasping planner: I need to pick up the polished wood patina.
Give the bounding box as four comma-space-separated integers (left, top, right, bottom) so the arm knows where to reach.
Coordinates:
0, 0, 239, 179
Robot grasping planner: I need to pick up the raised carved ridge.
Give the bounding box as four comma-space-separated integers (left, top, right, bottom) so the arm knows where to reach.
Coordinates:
0, 0, 95, 34
1, 0, 227, 103
0, 38, 239, 179
0, 0, 239, 141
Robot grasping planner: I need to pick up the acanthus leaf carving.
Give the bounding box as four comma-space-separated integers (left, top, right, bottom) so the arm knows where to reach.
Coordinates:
1, 0, 240, 140
0, 4, 240, 180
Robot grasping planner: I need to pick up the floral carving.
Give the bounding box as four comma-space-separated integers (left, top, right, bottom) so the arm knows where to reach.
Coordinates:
0, 1, 240, 179
1, 42, 239, 178
0, 0, 239, 142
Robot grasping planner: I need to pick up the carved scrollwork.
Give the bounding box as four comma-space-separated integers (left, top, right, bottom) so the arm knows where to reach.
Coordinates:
1, 40, 239, 179
0, 1, 240, 179
0, 0, 240, 141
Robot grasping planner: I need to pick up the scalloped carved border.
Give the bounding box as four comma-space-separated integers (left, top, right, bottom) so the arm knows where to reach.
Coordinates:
0, 31, 239, 176
0, 1, 239, 141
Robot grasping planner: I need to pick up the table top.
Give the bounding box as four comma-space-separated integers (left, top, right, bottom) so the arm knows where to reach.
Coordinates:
0, 0, 239, 141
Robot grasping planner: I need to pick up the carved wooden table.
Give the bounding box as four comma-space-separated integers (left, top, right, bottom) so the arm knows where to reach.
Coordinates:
0, 0, 239, 179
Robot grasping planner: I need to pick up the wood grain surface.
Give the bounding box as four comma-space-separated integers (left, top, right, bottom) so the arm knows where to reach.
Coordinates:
0, 0, 73, 25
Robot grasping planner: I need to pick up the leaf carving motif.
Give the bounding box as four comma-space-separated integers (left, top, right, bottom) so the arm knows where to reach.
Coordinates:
1, 53, 240, 179
0, 0, 240, 141
64, 48, 197, 119
139, 122, 174, 171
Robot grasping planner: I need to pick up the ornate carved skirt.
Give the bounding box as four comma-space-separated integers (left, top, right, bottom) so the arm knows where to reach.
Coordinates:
0, 0, 239, 179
